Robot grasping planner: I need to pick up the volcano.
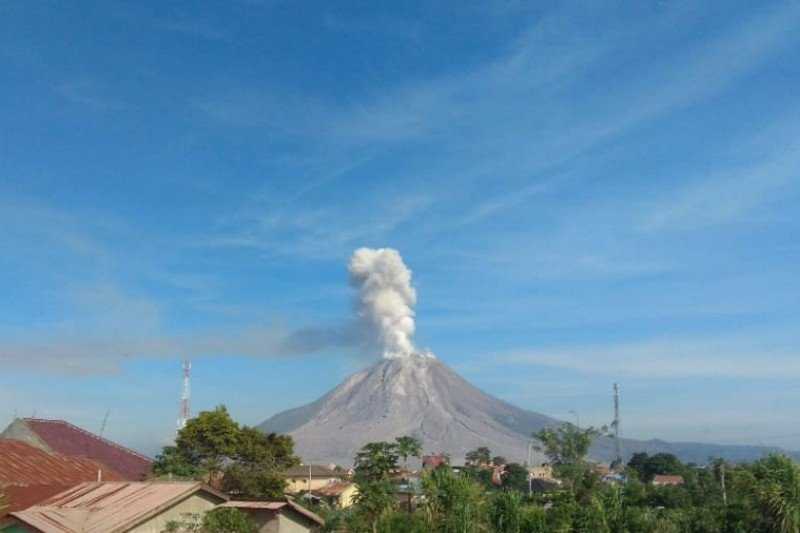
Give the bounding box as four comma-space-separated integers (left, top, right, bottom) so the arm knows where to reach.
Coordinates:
259, 354, 555, 466
259, 354, 794, 466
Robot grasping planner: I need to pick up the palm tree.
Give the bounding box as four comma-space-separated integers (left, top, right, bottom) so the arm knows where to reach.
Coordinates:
754, 455, 800, 533
395, 436, 422, 471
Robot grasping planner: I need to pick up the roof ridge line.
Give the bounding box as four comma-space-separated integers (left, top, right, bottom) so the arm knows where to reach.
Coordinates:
23, 418, 153, 462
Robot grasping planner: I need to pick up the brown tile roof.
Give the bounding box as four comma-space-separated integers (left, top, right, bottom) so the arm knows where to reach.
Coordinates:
222, 500, 325, 526
10, 481, 227, 533
652, 475, 685, 485
0, 440, 125, 514
18, 418, 152, 480
313, 481, 354, 497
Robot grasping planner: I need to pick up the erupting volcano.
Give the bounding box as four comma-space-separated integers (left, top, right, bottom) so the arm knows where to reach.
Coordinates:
259, 248, 794, 466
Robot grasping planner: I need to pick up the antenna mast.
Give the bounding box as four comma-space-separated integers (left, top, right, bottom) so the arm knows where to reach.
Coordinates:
613, 383, 623, 466
99, 410, 110, 437
177, 360, 191, 432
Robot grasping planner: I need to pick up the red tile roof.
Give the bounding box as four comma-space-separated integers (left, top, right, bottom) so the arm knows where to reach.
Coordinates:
0, 439, 124, 514
21, 418, 152, 480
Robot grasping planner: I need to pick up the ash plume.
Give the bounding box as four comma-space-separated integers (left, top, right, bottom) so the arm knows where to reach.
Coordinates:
348, 247, 432, 359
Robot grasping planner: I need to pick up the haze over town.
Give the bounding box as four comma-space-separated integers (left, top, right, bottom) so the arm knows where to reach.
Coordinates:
2, 0, 799, 459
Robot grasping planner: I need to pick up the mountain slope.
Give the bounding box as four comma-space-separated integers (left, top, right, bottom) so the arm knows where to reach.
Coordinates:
259, 355, 793, 466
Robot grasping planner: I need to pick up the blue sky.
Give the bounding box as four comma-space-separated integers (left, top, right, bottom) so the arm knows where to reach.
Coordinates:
1, 0, 799, 456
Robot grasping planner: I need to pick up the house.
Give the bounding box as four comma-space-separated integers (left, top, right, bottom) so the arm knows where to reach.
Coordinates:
0, 439, 125, 517
422, 454, 449, 470
528, 464, 554, 480
1, 418, 152, 480
283, 465, 343, 494
312, 481, 358, 509
220, 500, 324, 532
1, 481, 227, 533
652, 475, 685, 486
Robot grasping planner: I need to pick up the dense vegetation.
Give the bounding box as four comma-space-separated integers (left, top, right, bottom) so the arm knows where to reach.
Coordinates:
153, 410, 800, 532
318, 427, 800, 533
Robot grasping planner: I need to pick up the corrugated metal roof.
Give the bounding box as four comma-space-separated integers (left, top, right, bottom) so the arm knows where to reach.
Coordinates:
0, 439, 125, 514
19, 419, 153, 481
10, 482, 227, 533
223, 500, 325, 526
221, 501, 286, 510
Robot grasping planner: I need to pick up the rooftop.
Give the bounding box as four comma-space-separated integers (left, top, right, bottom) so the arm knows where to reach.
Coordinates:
284, 464, 341, 478
222, 500, 324, 525
1, 418, 152, 481
9, 481, 227, 532
313, 481, 355, 497
0, 439, 124, 514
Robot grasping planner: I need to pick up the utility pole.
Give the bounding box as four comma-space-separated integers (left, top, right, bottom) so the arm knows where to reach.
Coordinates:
720, 462, 728, 506
613, 383, 623, 467
177, 360, 191, 433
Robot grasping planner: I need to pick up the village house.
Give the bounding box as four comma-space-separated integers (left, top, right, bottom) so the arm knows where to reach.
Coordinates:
221, 500, 324, 532
421, 454, 449, 470
527, 463, 554, 480
0, 481, 227, 533
312, 481, 358, 509
652, 475, 685, 486
283, 465, 343, 494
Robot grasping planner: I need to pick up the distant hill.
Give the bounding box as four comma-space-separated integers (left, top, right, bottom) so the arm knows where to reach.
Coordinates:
259, 355, 795, 466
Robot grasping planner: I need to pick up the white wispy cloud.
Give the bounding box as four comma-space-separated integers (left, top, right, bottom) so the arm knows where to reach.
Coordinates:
195, 1, 800, 269
496, 331, 800, 379
641, 126, 800, 231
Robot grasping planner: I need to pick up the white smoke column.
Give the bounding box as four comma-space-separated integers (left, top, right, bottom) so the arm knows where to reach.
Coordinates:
348, 247, 433, 359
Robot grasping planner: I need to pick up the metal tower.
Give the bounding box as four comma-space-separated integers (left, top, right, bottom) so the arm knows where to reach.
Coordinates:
612, 383, 623, 466
177, 360, 191, 431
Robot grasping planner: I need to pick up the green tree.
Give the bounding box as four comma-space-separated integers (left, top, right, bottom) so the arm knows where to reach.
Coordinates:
153, 446, 202, 478
154, 406, 299, 501
627, 452, 685, 483
175, 405, 241, 476
534, 424, 603, 492
222, 463, 287, 501
395, 436, 422, 471
752, 454, 800, 533
488, 490, 523, 532
422, 466, 485, 532
202, 508, 258, 533
498, 463, 530, 493
465, 446, 491, 466
355, 442, 400, 482
162, 508, 256, 533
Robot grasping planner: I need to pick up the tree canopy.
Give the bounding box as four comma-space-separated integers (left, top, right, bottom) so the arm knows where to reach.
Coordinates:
153, 405, 299, 500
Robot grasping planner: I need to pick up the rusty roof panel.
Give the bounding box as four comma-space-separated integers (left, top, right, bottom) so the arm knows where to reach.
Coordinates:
0, 439, 125, 514
11, 481, 226, 533
20, 419, 152, 481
